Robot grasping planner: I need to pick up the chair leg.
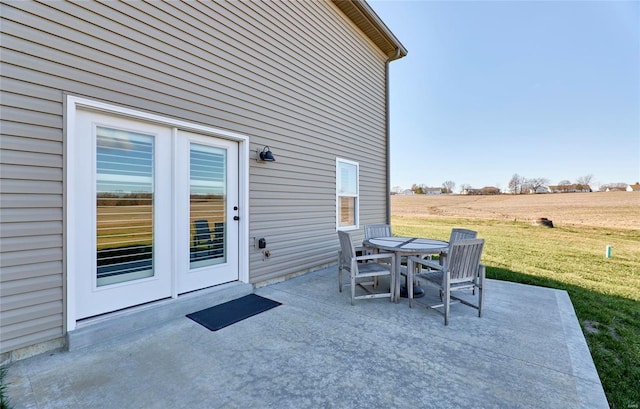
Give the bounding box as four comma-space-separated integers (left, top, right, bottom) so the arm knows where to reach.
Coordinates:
473, 264, 483, 295
351, 272, 356, 306
444, 272, 451, 325
407, 259, 414, 308
338, 251, 343, 293
477, 265, 485, 317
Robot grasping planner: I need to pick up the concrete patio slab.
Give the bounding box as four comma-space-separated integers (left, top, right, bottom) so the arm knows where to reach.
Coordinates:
3, 266, 608, 408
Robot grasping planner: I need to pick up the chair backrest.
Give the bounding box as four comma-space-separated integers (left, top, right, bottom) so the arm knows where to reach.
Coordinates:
449, 228, 477, 243
193, 219, 212, 245
446, 238, 484, 283
364, 224, 392, 240
211, 222, 225, 256
337, 230, 356, 269
194, 219, 211, 233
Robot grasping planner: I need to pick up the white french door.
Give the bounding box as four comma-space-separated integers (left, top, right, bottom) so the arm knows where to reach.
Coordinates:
176, 131, 238, 294
72, 110, 239, 320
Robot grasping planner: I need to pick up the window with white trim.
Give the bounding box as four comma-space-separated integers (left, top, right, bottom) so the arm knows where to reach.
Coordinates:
336, 158, 359, 230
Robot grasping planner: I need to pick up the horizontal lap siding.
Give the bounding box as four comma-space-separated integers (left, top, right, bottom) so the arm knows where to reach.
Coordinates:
242, 0, 388, 281
1, 31, 66, 355
0, 0, 389, 352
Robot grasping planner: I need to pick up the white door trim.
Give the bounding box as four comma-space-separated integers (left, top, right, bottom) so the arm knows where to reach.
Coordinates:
65, 95, 250, 331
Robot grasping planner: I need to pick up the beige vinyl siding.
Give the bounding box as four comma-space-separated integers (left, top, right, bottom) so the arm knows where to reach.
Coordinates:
0, 105, 64, 356
0, 0, 390, 353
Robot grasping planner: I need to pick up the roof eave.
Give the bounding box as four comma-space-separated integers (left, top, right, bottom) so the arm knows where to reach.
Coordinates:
331, 0, 408, 60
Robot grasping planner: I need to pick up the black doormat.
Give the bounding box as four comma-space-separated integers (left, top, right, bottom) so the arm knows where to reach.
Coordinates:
186, 294, 281, 331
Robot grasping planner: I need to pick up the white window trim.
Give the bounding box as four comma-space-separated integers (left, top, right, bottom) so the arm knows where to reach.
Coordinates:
65, 95, 250, 331
336, 157, 359, 231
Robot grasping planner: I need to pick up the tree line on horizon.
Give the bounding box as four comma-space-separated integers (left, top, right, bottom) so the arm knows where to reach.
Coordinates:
390, 174, 635, 195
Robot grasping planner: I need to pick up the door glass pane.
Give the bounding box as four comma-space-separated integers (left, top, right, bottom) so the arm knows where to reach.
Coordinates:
96, 127, 154, 286
190, 143, 227, 269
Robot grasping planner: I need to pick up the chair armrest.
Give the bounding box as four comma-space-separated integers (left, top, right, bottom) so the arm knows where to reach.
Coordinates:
406, 255, 442, 270
355, 252, 395, 263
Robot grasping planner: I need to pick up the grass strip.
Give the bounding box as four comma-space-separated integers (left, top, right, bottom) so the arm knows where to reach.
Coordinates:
0, 364, 12, 409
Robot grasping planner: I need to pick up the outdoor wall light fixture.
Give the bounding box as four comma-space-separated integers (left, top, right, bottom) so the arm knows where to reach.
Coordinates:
257, 146, 276, 162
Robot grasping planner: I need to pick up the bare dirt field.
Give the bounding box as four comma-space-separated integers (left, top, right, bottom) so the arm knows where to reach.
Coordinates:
391, 191, 639, 230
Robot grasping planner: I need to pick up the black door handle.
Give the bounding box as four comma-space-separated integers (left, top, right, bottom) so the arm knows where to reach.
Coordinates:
233, 216, 240, 221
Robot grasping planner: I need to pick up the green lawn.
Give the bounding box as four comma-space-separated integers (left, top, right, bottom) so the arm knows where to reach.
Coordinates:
0, 364, 10, 409
393, 216, 640, 409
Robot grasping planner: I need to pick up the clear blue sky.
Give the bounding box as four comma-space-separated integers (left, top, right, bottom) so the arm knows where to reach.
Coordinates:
369, 0, 640, 192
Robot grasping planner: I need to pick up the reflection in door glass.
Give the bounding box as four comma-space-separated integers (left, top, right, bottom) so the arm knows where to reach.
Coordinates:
190, 144, 227, 269
96, 127, 154, 286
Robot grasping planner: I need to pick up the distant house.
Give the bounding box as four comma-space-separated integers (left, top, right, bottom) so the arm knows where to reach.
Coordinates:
423, 187, 442, 195
627, 183, 640, 192
529, 186, 550, 194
